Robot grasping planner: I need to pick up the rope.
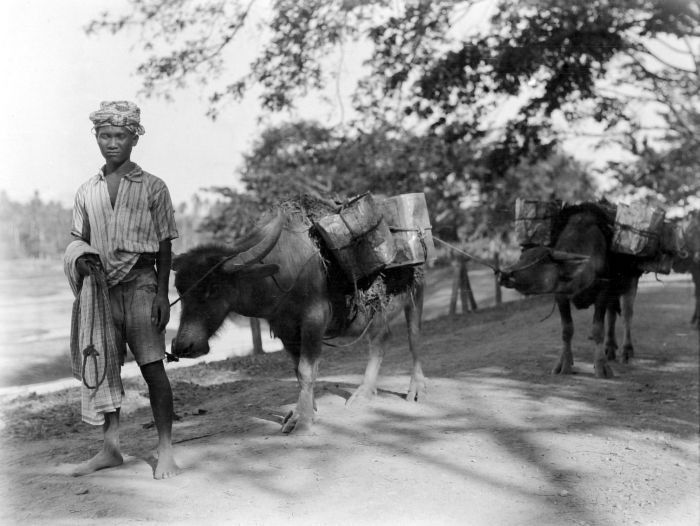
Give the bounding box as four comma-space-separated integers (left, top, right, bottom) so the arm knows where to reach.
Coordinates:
432, 236, 501, 273
323, 316, 375, 348
170, 254, 237, 307
81, 263, 109, 390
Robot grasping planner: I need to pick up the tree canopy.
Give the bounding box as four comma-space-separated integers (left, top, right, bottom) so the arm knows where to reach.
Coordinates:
89, 0, 700, 238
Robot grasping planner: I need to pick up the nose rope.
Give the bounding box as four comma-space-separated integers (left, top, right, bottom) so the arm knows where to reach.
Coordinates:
432, 236, 501, 273
169, 254, 237, 307
167, 255, 239, 362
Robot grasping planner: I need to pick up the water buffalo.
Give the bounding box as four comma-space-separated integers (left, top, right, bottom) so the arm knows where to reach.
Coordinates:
170, 203, 426, 433
499, 202, 642, 378
672, 213, 700, 330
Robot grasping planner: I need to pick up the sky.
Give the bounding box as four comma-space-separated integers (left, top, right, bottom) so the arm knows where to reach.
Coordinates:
0, 0, 358, 207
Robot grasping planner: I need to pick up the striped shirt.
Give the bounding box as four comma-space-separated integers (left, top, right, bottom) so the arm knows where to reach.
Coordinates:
71, 161, 178, 286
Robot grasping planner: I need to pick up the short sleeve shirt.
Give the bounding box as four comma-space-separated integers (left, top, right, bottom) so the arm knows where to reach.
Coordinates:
71, 162, 178, 285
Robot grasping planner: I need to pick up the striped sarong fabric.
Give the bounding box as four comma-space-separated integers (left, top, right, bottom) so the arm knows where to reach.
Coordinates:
65, 240, 123, 425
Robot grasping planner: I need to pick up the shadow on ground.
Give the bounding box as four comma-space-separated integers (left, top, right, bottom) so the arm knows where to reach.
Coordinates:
1, 282, 698, 526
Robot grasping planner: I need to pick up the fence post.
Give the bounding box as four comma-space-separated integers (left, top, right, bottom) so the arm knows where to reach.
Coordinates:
494, 251, 502, 306
250, 318, 264, 355
449, 253, 460, 316
459, 256, 478, 311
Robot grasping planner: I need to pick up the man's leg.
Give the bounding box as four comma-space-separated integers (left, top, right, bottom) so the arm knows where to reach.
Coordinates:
140, 360, 180, 479
72, 410, 123, 476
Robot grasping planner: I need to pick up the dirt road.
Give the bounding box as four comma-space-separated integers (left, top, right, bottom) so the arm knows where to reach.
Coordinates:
1, 277, 698, 526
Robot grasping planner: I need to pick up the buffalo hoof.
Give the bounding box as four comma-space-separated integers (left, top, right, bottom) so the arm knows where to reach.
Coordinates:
406, 377, 427, 402
346, 384, 377, 407
594, 360, 615, 378
551, 360, 573, 375
281, 410, 313, 434
620, 344, 634, 364
605, 344, 618, 361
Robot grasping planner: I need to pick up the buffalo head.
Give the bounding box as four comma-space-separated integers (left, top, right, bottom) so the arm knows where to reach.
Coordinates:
170, 212, 283, 359
499, 247, 590, 296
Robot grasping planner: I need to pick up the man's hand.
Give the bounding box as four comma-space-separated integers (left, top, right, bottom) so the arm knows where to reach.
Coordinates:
76, 255, 100, 277
151, 293, 170, 332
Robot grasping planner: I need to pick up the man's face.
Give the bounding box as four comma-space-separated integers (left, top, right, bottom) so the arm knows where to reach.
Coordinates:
95, 125, 138, 165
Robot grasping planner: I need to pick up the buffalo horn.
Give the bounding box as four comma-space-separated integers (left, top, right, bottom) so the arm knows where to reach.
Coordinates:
222, 210, 284, 272
551, 250, 590, 262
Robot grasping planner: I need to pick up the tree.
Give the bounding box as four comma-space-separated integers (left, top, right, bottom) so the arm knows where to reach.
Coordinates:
0, 191, 73, 259
605, 23, 700, 210
89, 0, 699, 217
233, 119, 488, 239
196, 187, 266, 243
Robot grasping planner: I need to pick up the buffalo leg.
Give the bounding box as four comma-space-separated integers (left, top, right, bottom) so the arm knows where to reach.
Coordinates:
552, 295, 574, 375
405, 285, 426, 402
346, 329, 386, 407
620, 277, 638, 363
604, 301, 619, 361
592, 297, 614, 378
691, 265, 700, 329
282, 303, 326, 434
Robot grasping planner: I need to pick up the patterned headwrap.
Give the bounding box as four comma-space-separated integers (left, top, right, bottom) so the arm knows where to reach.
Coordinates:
89, 101, 145, 136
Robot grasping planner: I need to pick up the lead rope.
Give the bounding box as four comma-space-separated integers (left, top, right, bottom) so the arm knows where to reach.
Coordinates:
432, 236, 501, 273
170, 254, 236, 307
433, 235, 561, 323
167, 254, 238, 362
81, 267, 109, 390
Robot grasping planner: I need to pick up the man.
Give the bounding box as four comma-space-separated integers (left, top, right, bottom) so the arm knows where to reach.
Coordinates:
67, 101, 180, 479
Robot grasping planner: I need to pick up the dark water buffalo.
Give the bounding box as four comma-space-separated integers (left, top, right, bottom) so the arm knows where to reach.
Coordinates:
499, 202, 642, 378
673, 255, 700, 329
170, 207, 426, 433
672, 214, 700, 330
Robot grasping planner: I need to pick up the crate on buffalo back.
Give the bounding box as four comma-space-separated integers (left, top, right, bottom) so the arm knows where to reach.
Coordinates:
611, 202, 665, 258
637, 220, 680, 274
379, 193, 436, 268
681, 212, 700, 257
514, 198, 562, 246
315, 193, 396, 282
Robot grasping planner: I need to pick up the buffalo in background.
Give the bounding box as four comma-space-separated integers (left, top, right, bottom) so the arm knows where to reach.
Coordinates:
499, 202, 642, 378
170, 202, 426, 434
672, 211, 700, 331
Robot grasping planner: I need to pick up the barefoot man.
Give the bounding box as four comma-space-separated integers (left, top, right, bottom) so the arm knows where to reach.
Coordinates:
65, 101, 180, 479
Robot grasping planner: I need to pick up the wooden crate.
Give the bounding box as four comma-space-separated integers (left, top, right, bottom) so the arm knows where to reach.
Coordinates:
611, 202, 665, 257
514, 198, 561, 246
380, 193, 436, 268
315, 193, 396, 281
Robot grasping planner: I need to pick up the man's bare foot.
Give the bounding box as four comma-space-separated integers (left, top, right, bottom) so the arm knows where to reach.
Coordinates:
154, 446, 181, 479
71, 449, 123, 477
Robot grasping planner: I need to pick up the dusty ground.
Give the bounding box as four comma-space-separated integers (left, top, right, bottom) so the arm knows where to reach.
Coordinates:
0, 278, 698, 526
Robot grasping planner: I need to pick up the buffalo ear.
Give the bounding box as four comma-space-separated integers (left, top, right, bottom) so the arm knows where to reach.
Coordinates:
236, 263, 280, 279
550, 250, 590, 263
171, 254, 183, 272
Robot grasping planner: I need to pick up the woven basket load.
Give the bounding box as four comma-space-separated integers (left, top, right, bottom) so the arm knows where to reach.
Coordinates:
379, 193, 436, 268
611, 202, 665, 257
514, 198, 561, 246
315, 193, 396, 282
